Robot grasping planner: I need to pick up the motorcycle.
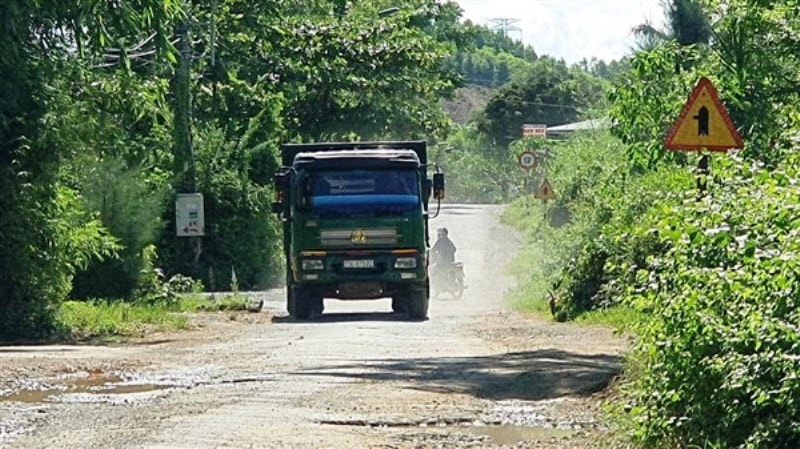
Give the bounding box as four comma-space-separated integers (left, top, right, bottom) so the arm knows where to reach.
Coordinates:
430, 261, 465, 298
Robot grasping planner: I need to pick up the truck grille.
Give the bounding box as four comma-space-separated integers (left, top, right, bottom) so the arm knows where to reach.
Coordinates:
320, 228, 399, 246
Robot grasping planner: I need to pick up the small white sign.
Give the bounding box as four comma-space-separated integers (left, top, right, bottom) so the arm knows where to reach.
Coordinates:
176, 193, 205, 237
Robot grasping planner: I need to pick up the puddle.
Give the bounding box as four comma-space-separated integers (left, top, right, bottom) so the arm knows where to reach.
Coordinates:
464, 425, 574, 445
0, 373, 170, 404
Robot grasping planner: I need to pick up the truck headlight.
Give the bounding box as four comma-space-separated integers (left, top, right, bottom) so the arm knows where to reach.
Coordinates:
394, 257, 417, 269
302, 259, 324, 270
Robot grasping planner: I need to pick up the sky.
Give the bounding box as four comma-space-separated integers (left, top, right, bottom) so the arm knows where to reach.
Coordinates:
451, 0, 666, 64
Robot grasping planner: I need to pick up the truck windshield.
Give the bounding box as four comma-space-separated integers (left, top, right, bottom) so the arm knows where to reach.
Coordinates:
302, 169, 420, 217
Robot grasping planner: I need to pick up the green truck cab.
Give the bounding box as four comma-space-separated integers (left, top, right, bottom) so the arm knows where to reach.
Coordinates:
272, 141, 444, 320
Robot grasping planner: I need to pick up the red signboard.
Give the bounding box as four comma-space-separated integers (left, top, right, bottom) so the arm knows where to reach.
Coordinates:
522, 124, 546, 138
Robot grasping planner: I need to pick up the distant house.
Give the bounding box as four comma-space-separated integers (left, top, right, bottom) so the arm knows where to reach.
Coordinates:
546, 118, 609, 139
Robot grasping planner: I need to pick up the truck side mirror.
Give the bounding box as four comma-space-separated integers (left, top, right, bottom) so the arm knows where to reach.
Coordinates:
272, 170, 291, 214
433, 172, 445, 200
271, 194, 284, 214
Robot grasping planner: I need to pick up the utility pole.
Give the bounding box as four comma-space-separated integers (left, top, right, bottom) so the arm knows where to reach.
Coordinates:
173, 19, 195, 193
173, 16, 203, 275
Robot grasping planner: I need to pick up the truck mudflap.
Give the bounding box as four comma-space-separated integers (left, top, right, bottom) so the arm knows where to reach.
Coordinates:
337, 282, 383, 299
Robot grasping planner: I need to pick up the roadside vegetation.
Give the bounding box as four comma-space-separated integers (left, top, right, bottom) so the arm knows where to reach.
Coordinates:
497, 1, 800, 447
57, 294, 254, 341
58, 267, 253, 341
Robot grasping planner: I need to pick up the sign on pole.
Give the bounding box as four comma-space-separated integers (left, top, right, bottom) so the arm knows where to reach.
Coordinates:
176, 193, 205, 236
518, 150, 538, 172
534, 178, 556, 201
664, 77, 743, 152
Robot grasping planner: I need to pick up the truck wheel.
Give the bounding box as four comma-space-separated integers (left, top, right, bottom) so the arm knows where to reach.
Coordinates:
286, 286, 296, 316
391, 296, 407, 313
406, 285, 429, 320
312, 297, 325, 316
286, 270, 296, 316
293, 286, 316, 320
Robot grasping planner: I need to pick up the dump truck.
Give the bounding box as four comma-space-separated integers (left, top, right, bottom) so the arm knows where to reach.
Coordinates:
272, 141, 444, 320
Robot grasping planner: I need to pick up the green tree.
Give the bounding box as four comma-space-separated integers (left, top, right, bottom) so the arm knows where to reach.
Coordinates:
157, 0, 470, 288
274, 0, 466, 140
607, 42, 698, 170
709, 0, 800, 163
494, 60, 510, 86
42, 63, 174, 300
632, 0, 711, 49
477, 58, 605, 147
0, 0, 179, 339
668, 0, 712, 46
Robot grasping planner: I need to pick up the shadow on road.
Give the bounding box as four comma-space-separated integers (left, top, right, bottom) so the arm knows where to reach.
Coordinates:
294, 349, 621, 401
271, 312, 426, 324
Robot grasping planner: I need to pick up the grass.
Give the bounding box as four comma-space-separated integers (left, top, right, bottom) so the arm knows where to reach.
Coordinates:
574, 305, 642, 332
57, 294, 255, 340
178, 293, 253, 312
58, 300, 191, 340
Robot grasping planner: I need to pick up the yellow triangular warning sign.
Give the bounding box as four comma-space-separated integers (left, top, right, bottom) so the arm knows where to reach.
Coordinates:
534, 178, 556, 200
664, 77, 743, 152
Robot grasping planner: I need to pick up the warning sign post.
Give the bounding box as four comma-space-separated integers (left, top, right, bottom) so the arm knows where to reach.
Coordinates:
664, 77, 744, 197
664, 77, 743, 152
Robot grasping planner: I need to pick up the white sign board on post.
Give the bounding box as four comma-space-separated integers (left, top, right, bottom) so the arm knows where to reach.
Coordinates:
176, 193, 205, 237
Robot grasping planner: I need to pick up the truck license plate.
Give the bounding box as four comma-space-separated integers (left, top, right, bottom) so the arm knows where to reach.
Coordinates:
344, 259, 374, 269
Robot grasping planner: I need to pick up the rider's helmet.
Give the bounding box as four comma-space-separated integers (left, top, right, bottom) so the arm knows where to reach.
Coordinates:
437, 227, 448, 238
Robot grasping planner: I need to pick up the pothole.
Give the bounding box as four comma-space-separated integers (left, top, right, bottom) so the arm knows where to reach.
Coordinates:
320, 414, 579, 446
0, 368, 278, 405
0, 371, 170, 404
462, 424, 575, 445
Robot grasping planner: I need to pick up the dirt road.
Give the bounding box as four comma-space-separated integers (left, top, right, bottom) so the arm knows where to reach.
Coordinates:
0, 205, 626, 448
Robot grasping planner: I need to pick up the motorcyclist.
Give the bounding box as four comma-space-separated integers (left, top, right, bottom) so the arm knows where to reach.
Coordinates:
431, 227, 456, 266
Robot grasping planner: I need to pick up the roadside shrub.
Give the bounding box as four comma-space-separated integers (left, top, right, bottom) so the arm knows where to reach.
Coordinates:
136, 245, 203, 307
503, 128, 693, 320
70, 156, 168, 299
502, 130, 626, 315
549, 165, 691, 320
0, 186, 119, 341
621, 155, 800, 448
158, 126, 283, 291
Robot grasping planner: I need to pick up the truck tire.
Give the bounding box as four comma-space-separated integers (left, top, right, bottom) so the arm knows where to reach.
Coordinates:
292, 286, 314, 320
286, 286, 296, 316
391, 296, 407, 313
406, 284, 429, 320
312, 297, 325, 316
286, 269, 295, 316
